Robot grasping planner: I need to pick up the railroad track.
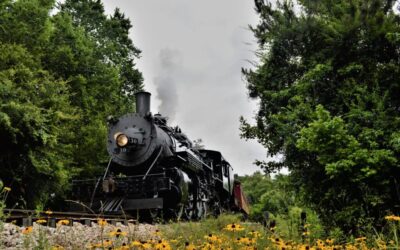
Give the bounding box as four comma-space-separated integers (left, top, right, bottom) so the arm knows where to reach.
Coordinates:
3, 209, 136, 227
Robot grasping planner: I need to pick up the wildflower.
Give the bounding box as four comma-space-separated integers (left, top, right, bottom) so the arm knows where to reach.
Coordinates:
22, 226, 33, 234
97, 219, 107, 226
155, 239, 171, 250
103, 239, 113, 247
204, 233, 221, 244
355, 236, 366, 242
237, 237, 252, 245
185, 241, 196, 250
45, 210, 53, 215
141, 242, 152, 249
223, 223, 244, 232
36, 219, 47, 224
385, 215, 400, 221
131, 240, 142, 247
51, 245, 64, 250
248, 230, 261, 238
302, 231, 310, 236
326, 238, 334, 245
109, 228, 127, 237
57, 219, 70, 226
3, 187, 11, 191
116, 243, 130, 250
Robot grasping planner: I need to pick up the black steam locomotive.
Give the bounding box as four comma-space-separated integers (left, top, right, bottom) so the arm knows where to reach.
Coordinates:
72, 92, 249, 220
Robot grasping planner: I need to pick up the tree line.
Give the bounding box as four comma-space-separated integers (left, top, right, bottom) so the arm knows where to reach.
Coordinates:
0, 0, 143, 208
242, 0, 400, 232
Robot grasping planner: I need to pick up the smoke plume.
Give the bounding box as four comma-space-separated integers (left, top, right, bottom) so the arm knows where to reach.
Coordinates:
154, 48, 181, 122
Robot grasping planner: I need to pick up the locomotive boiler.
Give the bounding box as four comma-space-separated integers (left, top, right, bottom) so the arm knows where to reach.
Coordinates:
72, 92, 249, 220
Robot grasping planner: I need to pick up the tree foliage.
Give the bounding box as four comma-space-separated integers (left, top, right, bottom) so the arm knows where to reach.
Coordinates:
0, 0, 142, 208
243, 0, 400, 231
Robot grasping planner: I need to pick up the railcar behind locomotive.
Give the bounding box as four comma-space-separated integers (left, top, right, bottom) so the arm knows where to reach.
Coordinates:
72, 92, 249, 220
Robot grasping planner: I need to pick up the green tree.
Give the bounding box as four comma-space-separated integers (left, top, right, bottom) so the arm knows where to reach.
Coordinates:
45, 0, 143, 176
0, 0, 143, 208
243, 0, 400, 231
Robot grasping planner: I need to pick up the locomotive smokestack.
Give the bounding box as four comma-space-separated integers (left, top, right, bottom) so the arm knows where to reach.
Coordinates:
135, 91, 151, 116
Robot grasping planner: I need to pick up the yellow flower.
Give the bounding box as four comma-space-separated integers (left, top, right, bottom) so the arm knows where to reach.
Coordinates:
185, 241, 196, 250
155, 239, 171, 250
223, 223, 244, 232
109, 229, 127, 237
97, 219, 107, 226
103, 239, 113, 247
248, 230, 261, 238
204, 233, 221, 243
142, 243, 152, 249
355, 236, 367, 242
326, 238, 334, 244
45, 210, 53, 215
3, 187, 11, 192
51, 245, 64, 250
36, 219, 47, 224
115, 243, 130, 250
302, 230, 310, 236
22, 226, 33, 234
131, 240, 142, 246
57, 220, 70, 226
237, 237, 252, 245
385, 215, 400, 221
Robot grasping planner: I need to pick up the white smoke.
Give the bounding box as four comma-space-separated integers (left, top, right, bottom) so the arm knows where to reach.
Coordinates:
154, 48, 182, 122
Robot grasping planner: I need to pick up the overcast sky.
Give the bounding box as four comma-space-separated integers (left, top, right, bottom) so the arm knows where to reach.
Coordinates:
101, 0, 267, 175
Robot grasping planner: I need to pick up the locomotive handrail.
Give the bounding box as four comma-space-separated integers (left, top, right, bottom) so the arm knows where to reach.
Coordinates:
142, 147, 163, 180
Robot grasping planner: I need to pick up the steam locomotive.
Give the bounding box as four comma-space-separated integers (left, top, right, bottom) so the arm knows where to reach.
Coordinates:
72, 92, 249, 220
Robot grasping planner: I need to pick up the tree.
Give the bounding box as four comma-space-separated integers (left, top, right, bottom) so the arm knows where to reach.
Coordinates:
0, 0, 143, 208
44, 0, 143, 176
0, 0, 76, 207
243, 0, 400, 231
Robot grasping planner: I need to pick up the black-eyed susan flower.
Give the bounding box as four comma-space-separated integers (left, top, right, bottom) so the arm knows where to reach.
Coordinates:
22, 226, 33, 234
248, 230, 261, 238
326, 238, 334, 245
97, 219, 107, 226
131, 240, 142, 247
223, 223, 244, 232
185, 241, 196, 250
3, 187, 11, 192
51, 245, 64, 250
36, 219, 47, 224
355, 236, 366, 242
102, 239, 113, 247
109, 228, 127, 237
141, 242, 152, 249
204, 233, 221, 244
45, 210, 53, 215
385, 215, 400, 221
57, 219, 69, 226
155, 239, 171, 250
237, 237, 252, 245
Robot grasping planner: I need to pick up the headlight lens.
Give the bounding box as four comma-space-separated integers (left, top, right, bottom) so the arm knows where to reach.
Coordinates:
116, 134, 129, 147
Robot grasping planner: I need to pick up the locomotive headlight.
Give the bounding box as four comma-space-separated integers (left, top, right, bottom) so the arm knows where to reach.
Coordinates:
116, 134, 129, 147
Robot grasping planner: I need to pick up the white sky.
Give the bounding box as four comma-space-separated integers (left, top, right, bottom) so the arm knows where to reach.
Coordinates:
101, 0, 268, 175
